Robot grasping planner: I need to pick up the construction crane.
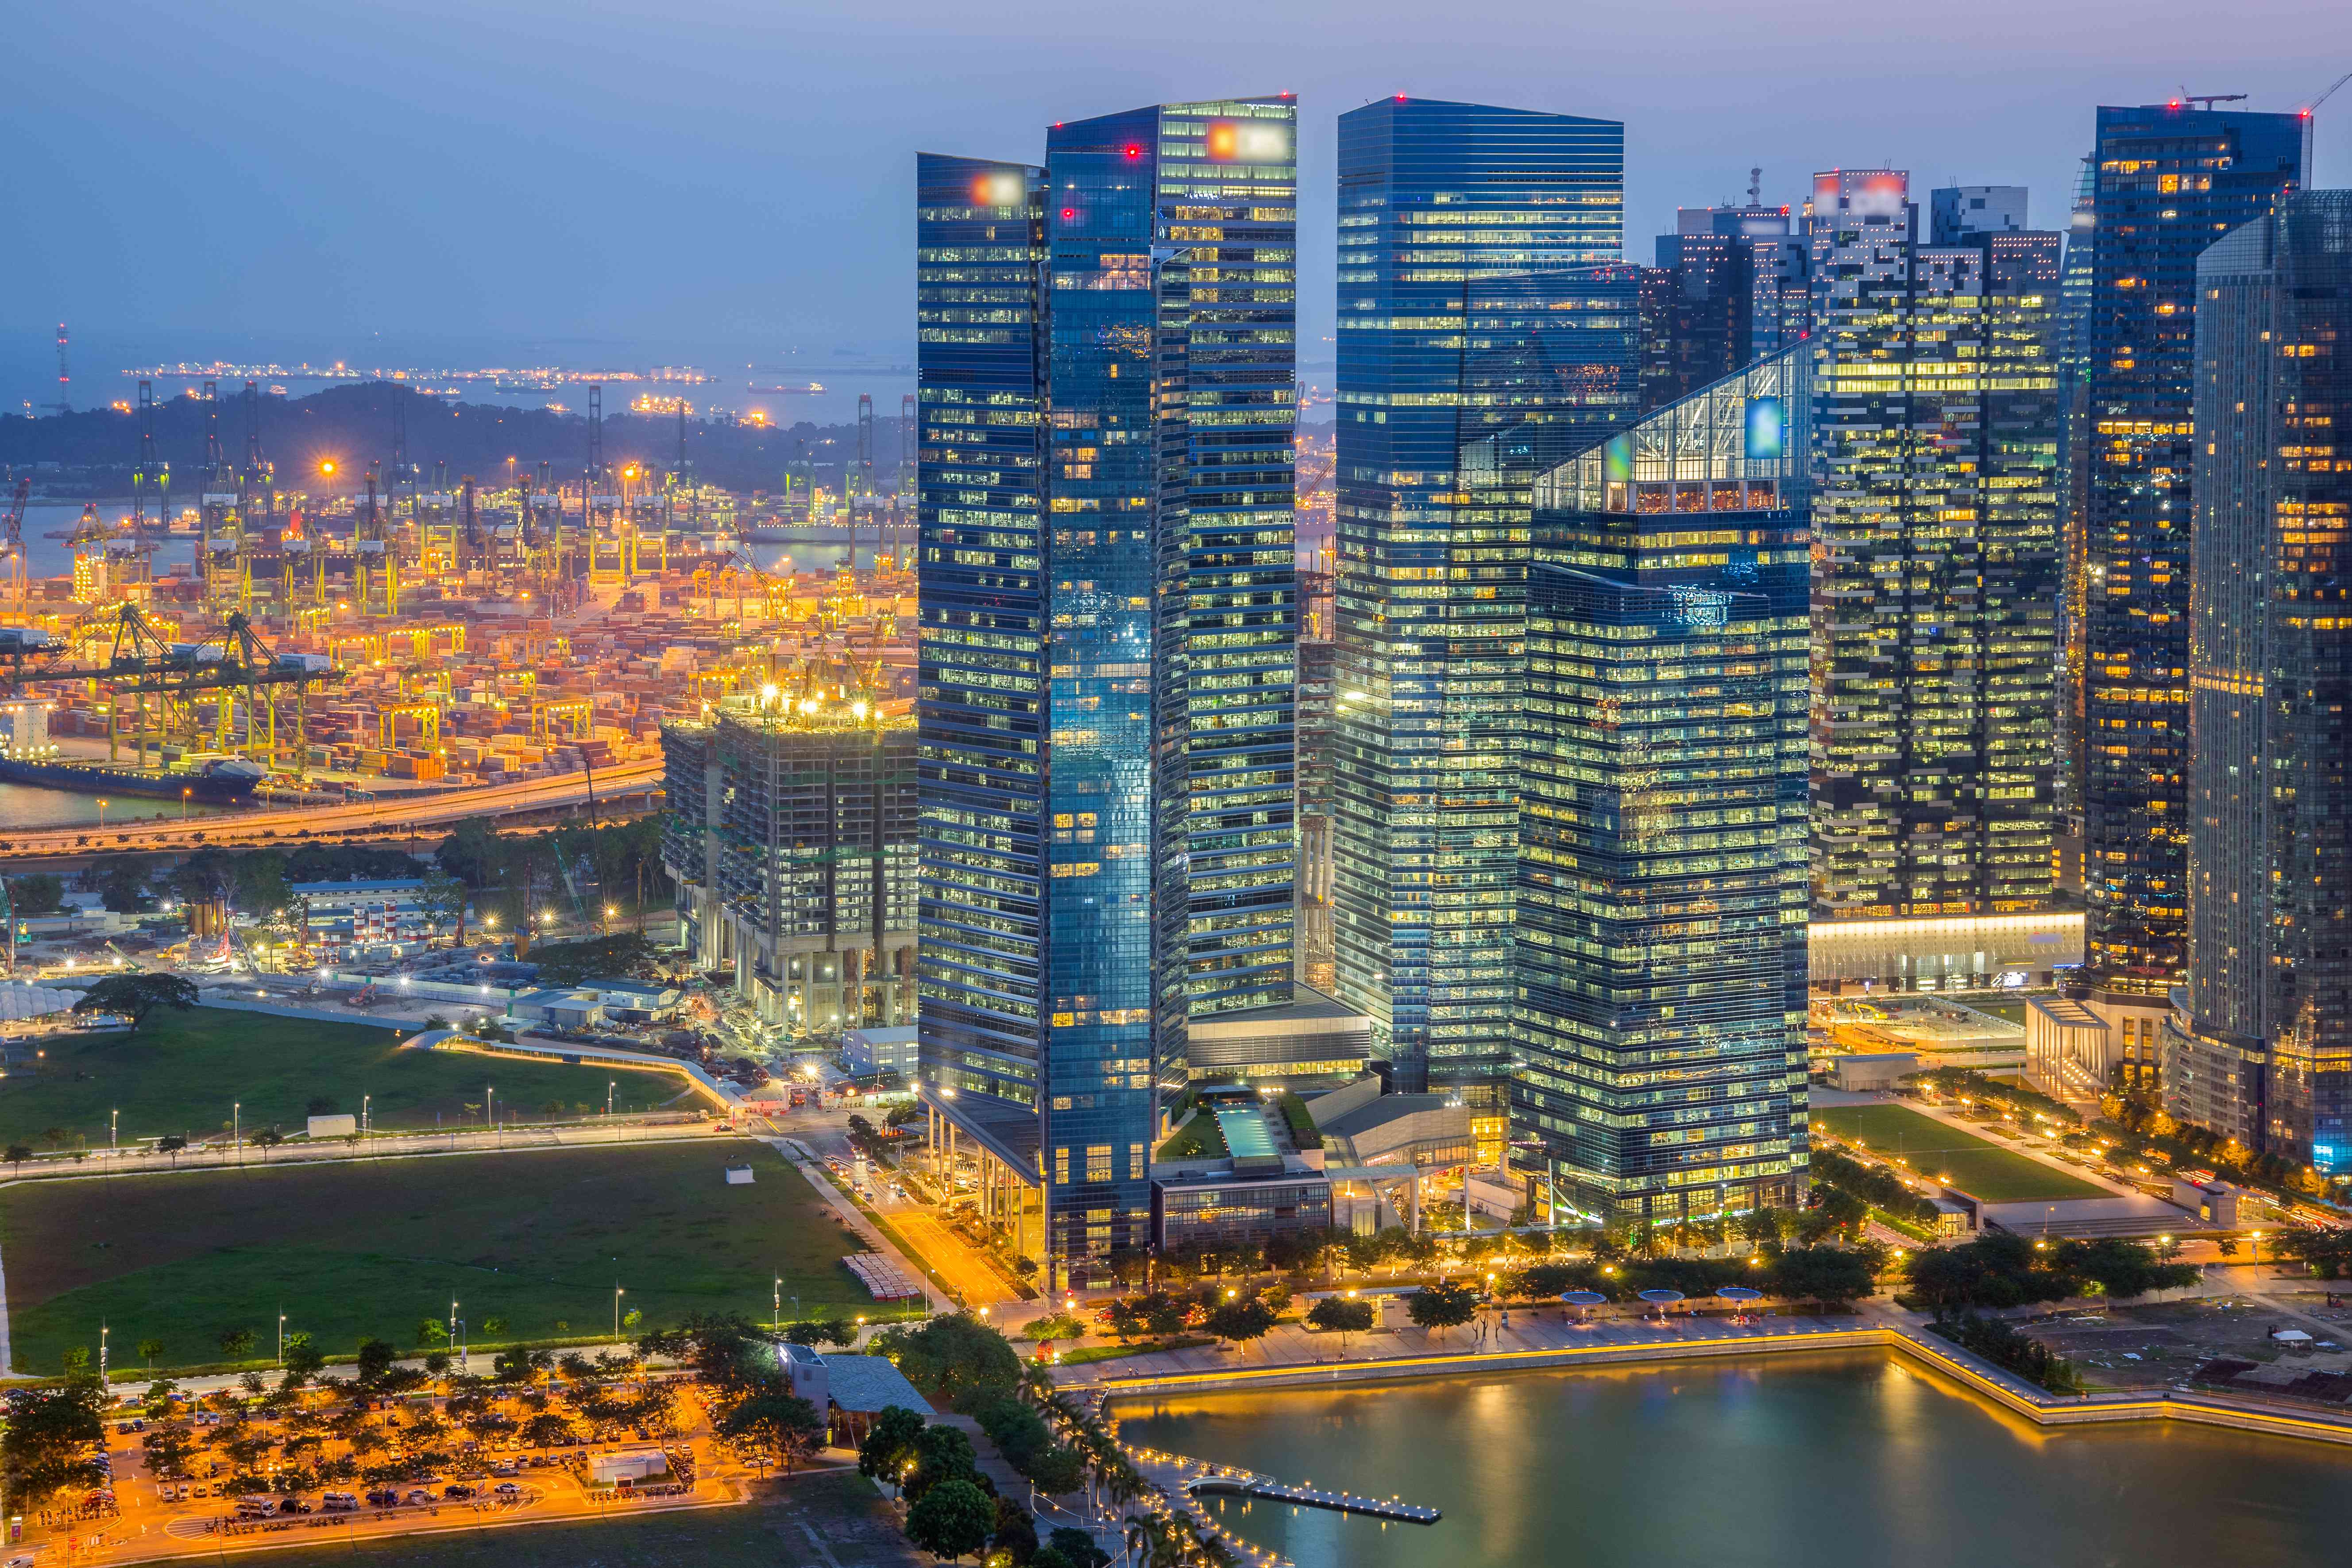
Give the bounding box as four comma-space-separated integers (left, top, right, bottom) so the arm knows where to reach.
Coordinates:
355, 462, 398, 616
1, 477, 28, 615
128, 380, 167, 583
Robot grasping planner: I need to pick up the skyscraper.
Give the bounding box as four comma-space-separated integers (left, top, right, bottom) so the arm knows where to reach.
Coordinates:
2162, 191, 2352, 1170
1514, 349, 1813, 1224
1643, 201, 1805, 411
1331, 97, 1631, 1093
1807, 169, 2063, 948
915, 99, 1300, 1287
2078, 102, 2305, 996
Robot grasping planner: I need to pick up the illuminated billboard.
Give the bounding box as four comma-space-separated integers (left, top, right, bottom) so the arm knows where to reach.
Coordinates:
1744, 396, 1785, 460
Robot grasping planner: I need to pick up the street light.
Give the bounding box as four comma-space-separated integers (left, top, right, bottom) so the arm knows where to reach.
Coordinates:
96, 797, 108, 829
181, 786, 191, 819
614, 1285, 626, 1340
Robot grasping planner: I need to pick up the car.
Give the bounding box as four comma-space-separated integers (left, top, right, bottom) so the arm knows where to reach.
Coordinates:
10, 1553, 41, 1568
443, 1484, 475, 1499
193, 1484, 208, 1498
404, 1490, 432, 1505
493, 1483, 520, 1496
321, 1492, 359, 1511
282, 1500, 314, 1514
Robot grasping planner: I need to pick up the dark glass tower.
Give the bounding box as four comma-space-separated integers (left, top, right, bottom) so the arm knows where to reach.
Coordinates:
1514, 348, 1813, 1224
2162, 191, 2352, 1171
916, 100, 1298, 1287
1331, 97, 1630, 1093
2078, 103, 2305, 994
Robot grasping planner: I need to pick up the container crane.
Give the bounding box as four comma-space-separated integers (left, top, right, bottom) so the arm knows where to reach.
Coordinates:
1, 477, 28, 615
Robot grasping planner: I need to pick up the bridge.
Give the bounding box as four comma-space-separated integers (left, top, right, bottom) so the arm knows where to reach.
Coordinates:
0, 759, 664, 859
1181, 1469, 1442, 1523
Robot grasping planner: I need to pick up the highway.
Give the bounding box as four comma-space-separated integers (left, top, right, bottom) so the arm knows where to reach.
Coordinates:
0, 759, 663, 857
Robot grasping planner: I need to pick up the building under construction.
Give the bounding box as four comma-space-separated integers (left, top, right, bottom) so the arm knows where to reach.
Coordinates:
664, 691, 916, 1037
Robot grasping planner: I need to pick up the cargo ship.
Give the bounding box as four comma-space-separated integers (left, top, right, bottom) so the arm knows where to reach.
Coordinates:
0, 755, 266, 803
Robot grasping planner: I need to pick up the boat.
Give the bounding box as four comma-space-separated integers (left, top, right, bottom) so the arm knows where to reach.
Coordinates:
0, 755, 265, 803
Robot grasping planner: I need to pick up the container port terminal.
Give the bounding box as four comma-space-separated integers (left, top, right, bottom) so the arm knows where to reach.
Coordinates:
0, 380, 915, 855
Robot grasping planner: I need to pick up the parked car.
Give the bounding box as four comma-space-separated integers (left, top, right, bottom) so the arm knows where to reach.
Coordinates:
443, 1484, 475, 1500
404, 1489, 432, 1505
493, 1483, 520, 1497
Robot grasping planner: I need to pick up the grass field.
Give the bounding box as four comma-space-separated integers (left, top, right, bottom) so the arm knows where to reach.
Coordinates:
0, 1005, 695, 1150
217, 1472, 919, 1568
1812, 1103, 2108, 1204
0, 1139, 892, 1377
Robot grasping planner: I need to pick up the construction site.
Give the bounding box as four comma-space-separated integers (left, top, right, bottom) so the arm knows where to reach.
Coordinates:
0, 381, 918, 821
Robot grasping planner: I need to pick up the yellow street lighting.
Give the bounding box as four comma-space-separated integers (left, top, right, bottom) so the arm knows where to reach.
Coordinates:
320, 460, 338, 477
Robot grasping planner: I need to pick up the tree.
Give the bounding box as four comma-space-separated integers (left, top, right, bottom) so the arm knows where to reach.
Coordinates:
417, 869, 471, 943
869, 1313, 1023, 1409
71, 972, 201, 1036
1764, 1247, 1878, 1306
1203, 1297, 1277, 1356
991, 1496, 1038, 1564
5, 873, 64, 915
858, 1403, 927, 1493
1304, 1297, 1374, 1348
904, 1422, 981, 1502
1048, 1526, 1112, 1568
1405, 1281, 1479, 1340
136, 1337, 165, 1370
717, 1391, 824, 1474
1, 1382, 106, 1509
3, 1144, 29, 1173
93, 857, 152, 913
157, 1134, 187, 1167
417, 1317, 450, 1346
354, 1338, 397, 1384
2052, 1238, 2200, 1301
906, 1476, 996, 1562
282, 1333, 325, 1383
217, 1327, 256, 1358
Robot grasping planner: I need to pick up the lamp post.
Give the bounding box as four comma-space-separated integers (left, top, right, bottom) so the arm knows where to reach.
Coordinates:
277, 1309, 287, 1367
181, 787, 191, 820
233, 1101, 240, 1166
486, 1084, 496, 1146
362, 1093, 371, 1143
96, 797, 108, 829
614, 1284, 625, 1340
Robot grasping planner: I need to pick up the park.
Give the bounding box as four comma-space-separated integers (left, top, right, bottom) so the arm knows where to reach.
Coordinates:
1811, 1103, 2108, 1204
0, 1004, 689, 1154
0, 1139, 899, 1376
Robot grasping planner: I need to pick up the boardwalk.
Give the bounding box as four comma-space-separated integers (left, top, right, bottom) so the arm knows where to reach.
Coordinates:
1183, 1469, 1440, 1523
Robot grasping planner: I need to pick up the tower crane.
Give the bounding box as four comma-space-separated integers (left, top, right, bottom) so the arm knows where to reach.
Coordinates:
2, 477, 28, 615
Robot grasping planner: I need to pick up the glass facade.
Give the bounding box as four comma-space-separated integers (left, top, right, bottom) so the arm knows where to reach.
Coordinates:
1806, 169, 2062, 923
916, 101, 1298, 1286
1513, 349, 1813, 1223
1331, 97, 1630, 1093
2078, 104, 2305, 992
2164, 191, 2352, 1171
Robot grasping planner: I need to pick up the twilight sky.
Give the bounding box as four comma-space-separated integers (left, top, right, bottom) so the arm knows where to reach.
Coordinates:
5, 0, 2348, 415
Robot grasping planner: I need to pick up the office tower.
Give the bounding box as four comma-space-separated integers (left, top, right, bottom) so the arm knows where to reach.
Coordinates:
1807, 169, 2063, 945
2160, 192, 2352, 1168
1514, 349, 1812, 1224
1642, 202, 1806, 410
1331, 97, 1630, 1094
2078, 102, 2306, 995
2057, 155, 2098, 831
661, 693, 918, 1031
1294, 565, 1337, 993
915, 100, 1300, 1287
1930, 184, 2029, 242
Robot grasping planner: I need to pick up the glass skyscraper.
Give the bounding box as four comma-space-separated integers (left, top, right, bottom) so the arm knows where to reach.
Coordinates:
2162, 190, 2352, 1171
915, 99, 1298, 1287
1807, 168, 2062, 926
1331, 97, 1630, 1093
1513, 349, 1813, 1224
2078, 103, 2305, 994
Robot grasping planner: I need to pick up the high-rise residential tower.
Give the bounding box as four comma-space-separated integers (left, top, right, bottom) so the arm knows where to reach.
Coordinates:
2161, 191, 2352, 1169
1514, 349, 1813, 1224
1331, 97, 1632, 1093
1807, 170, 2063, 961
915, 99, 1301, 1287
2078, 102, 2305, 997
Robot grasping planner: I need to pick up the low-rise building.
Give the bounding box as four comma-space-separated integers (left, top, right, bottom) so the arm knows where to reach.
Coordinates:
844, 1025, 919, 1079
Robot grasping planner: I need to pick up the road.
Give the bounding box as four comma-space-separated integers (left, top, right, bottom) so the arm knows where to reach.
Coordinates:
0, 759, 663, 857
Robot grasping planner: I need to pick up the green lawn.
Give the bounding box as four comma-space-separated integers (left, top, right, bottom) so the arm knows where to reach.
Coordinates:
0, 1004, 694, 1150
210, 1472, 918, 1568
1812, 1103, 2108, 1204
0, 1139, 897, 1377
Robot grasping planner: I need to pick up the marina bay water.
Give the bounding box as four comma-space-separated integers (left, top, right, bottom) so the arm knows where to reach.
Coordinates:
1116, 1352, 2352, 1568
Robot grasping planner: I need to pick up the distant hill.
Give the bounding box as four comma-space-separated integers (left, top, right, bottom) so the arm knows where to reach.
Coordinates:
0, 382, 897, 497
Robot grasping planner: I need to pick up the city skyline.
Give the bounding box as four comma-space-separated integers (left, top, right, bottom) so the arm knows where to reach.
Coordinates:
6, 0, 2350, 418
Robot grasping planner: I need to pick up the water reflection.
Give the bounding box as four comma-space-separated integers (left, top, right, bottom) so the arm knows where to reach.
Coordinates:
1119, 1351, 2352, 1568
